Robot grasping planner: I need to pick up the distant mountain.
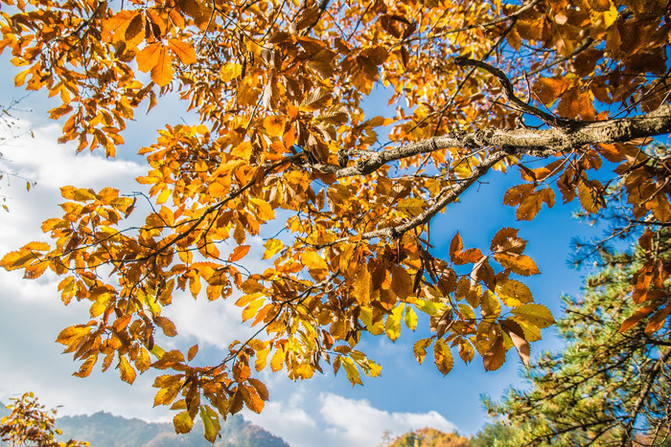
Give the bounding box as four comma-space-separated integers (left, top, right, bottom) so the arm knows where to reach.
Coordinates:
56, 412, 290, 447
0, 403, 289, 447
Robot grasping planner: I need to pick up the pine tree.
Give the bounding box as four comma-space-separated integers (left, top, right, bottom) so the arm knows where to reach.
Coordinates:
488, 226, 671, 446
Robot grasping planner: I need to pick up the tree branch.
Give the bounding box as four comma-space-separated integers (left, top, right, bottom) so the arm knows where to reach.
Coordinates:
314, 104, 671, 178
454, 56, 572, 128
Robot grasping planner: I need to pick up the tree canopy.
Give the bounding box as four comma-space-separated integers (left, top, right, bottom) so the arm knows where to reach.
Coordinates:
0, 392, 89, 447
1, 0, 671, 441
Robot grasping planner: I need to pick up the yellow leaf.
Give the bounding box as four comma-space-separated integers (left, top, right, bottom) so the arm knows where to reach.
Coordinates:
156, 187, 171, 205
255, 346, 270, 371
118, 355, 136, 384
219, 62, 243, 82
341, 357, 362, 385
173, 411, 194, 434
384, 304, 404, 341
242, 297, 264, 322
168, 39, 197, 65
413, 338, 432, 364
496, 279, 533, 307
199, 405, 221, 442
403, 306, 418, 330
270, 348, 284, 372
511, 303, 555, 328
153, 383, 181, 407
578, 181, 602, 213
262, 239, 283, 259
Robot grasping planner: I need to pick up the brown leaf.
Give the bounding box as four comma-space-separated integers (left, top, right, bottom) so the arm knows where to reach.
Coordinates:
482, 335, 506, 371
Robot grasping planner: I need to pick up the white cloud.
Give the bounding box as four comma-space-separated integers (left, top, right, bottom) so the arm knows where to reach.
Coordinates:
244, 390, 458, 447
319, 393, 457, 446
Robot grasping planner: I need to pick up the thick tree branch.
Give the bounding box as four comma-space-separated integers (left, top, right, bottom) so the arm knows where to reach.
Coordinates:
315, 105, 671, 178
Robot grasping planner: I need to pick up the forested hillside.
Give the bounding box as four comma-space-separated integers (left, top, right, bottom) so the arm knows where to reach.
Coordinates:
0, 407, 288, 447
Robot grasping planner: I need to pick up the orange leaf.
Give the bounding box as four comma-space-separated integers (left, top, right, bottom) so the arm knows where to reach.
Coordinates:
533, 77, 570, 106
137, 42, 162, 73
118, 355, 137, 384
102, 11, 139, 42
619, 304, 656, 333
262, 116, 284, 137
151, 46, 174, 87
495, 253, 540, 276
168, 39, 197, 65
187, 344, 199, 361
353, 265, 372, 305
154, 316, 178, 337
228, 245, 250, 262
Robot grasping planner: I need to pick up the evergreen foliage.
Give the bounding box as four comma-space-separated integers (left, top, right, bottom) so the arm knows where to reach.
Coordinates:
487, 227, 671, 446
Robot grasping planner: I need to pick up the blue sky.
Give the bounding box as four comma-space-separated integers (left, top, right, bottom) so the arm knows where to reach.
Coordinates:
0, 53, 604, 446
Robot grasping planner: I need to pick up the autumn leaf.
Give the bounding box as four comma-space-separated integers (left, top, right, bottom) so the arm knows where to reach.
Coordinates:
433, 339, 453, 375
262, 238, 283, 259
512, 303, 555, 329
168, 39, 197, 65
220, 62, 243, 82
533, 77, 570, 106
173, 411, 194, 434
118, 356, 137, 384
137, 43, 162, 73
403, 306, 418, 330
384, 304, 404, 341
228, 244, 250, 262
494, 253, 540, 276
496, 279, 533, 307
199, 405, 221, 442
151, 46, 174, 87
4, 0, 671, 441
482, 335, 506, 371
